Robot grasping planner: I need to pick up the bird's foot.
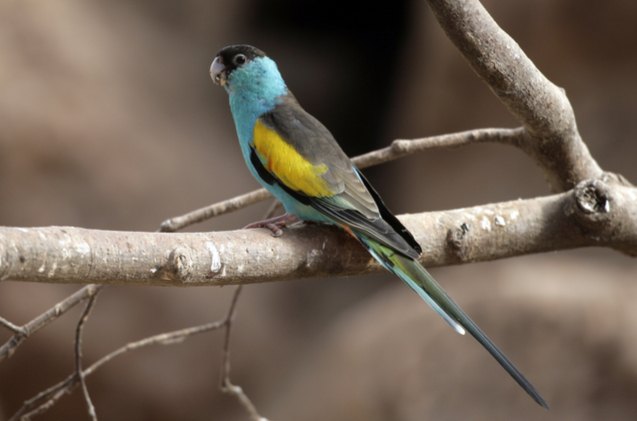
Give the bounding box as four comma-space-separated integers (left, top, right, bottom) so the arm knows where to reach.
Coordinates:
243, 213, 300, 237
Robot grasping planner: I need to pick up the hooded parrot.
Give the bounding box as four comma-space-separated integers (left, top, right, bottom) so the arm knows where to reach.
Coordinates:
210, 44, 547, 408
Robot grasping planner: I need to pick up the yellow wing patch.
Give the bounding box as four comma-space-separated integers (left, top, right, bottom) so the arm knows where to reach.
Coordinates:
253, 119, 333, 197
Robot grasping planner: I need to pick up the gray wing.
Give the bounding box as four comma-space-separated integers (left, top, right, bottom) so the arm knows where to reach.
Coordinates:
260, 94, 378, 219
259, 94, 422, 259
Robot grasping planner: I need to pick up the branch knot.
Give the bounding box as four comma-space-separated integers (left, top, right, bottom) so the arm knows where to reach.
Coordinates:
574, 179, 611, 216
564, 179, 615, 243
446, 222, 471, 261
154, 246, 196, 283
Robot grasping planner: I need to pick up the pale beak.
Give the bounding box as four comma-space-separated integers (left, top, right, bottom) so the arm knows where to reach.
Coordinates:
210, 56, 227, 86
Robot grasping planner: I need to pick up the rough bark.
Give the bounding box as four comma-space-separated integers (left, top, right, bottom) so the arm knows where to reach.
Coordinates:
2, 179, 635, 286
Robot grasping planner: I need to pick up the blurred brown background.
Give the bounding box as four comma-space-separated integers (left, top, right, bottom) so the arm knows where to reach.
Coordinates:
1, 0, 636, 420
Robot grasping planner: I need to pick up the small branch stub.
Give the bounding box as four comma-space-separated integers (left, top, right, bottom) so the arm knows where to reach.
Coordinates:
155, 246, 197, 283
565, 179, 637, 255
446, 222, 471, 261
575, 179, 611, 215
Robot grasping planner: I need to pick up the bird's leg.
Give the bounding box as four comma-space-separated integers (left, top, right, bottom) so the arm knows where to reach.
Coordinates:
243, 213, 300, 237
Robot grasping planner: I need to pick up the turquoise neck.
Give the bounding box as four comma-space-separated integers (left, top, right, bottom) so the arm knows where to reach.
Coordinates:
227, 57, 287, 145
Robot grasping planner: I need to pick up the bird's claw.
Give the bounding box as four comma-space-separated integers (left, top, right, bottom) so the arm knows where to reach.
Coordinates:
243, 213, 300, 237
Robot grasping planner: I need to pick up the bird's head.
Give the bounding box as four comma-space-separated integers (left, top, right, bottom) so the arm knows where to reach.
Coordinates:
210, 45, 286, 100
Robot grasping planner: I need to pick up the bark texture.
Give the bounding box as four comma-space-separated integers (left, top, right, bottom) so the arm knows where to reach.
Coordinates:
2, 179, 635, 286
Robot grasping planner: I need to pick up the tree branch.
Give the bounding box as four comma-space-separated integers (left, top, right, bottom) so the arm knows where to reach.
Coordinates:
426, 0, 604, 190
2, 179, 635, 288
0, 316, 26, 335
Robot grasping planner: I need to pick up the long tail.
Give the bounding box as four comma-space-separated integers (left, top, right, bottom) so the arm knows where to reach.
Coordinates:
357, 234, 548, 409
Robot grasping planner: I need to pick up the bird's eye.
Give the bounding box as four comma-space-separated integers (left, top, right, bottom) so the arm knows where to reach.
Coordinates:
233, 54, 247, 66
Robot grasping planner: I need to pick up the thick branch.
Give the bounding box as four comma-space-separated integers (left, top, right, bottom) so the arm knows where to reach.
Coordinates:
426, 0, 603, 190
2, 180, 635, 286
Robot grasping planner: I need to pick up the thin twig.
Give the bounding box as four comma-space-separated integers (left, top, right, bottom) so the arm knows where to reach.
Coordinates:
0, 284, 101, 361
220, 285, 242, 384
75, 289, 102, 421
85, 320, 226, 375
158, 127, 525, 232
159, 189, 272, 232
352, 127, 524, 168
219, 285, 269, 421
0, 316, 26, 335
16, 377, 74, 420
10, 312, 232, 420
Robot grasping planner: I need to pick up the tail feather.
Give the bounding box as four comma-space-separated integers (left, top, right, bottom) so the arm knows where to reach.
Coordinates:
357, 234, 548, 409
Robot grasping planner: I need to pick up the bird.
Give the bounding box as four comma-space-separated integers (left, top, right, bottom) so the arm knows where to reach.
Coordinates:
210, 44, 547, 408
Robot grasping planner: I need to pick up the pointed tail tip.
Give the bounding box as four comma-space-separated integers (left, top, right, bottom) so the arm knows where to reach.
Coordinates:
530, 391, 549, 410
538, 398, 550, 410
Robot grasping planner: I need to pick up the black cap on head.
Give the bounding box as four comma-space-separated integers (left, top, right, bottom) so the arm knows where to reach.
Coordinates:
211, 44, 267, 86
216, 45, 266, 71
